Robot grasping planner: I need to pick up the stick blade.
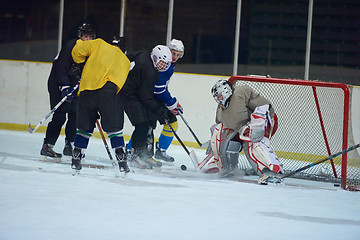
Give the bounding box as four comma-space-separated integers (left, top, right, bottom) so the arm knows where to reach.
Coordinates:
189, 150, 200, 170
28, 123, 34, 133
200, 140, 210, 149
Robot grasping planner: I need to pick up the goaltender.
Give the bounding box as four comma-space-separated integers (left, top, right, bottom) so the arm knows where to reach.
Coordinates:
199, 79, 284, 184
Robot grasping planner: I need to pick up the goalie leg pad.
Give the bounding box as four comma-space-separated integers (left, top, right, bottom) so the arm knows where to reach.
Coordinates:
243, 137, 284, 176
207, 123, 242, 175
197, 151, 220, 174
197, 152, 214, 171
198, 123, 232, 174
201, 159, 220, 174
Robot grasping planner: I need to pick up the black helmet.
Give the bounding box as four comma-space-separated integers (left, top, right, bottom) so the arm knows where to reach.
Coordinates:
111, 36, 127, 53
78, 23, 95, 39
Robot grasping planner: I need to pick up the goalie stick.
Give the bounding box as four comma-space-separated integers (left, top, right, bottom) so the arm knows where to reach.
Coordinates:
28, 84, 79, 133
279, 143, 360, 180
96, 120, 117, 166
178, 113, 207, 148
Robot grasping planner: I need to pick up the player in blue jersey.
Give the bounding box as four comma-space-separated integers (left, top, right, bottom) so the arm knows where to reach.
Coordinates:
153, 39, 184, 162
125, 39, 184, 163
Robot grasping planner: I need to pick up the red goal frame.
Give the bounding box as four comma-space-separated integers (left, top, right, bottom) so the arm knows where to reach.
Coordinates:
229, 75, 353, 190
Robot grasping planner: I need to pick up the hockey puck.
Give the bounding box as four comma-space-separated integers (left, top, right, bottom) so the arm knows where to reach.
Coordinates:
334, 183, 340, 187
181, 164, 187, 171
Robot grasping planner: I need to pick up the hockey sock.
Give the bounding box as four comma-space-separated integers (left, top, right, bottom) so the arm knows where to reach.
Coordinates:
107, 130, 125, 149
158, 135, 174, 150
74, 129, 92, 149
126, 138, 132, 150
158, 121, 178, 150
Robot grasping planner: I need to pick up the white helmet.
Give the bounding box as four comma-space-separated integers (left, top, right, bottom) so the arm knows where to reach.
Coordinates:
151, 45, 172, 72
211, 80, 233, 109
168, 39, 184, 58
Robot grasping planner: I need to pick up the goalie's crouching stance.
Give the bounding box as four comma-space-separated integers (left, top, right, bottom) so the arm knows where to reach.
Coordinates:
196, 79, 284, 184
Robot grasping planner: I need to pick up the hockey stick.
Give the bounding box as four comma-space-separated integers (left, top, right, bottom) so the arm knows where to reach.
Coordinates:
280, 143, 360, 180
165, 119, 198, 164
178, 112, 207, 148
28, 84, 79, 133
96, 120, 117, 166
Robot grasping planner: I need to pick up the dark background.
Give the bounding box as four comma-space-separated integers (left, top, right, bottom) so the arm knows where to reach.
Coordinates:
1, 0, 359, 85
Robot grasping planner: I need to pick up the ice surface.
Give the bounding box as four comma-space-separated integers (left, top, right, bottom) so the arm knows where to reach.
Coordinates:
0, 130, 360, 240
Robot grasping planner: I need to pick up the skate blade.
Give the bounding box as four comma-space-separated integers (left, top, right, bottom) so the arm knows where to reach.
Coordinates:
157, 160, 175, 166
220, 170, 237, 177
267, 179, 284, 185
257, 175, 283, 185
116, 171, 129, 178
40, 156, 62, 163
149, 162, 162, 168
145, 158, 162, 168
71, 169, 81, 176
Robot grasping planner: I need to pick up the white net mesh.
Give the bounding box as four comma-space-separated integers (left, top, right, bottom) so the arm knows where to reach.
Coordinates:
231, 76, 360, 190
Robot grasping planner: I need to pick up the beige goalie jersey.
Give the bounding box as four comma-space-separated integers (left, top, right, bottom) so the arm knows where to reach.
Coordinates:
215, 81, 274, 130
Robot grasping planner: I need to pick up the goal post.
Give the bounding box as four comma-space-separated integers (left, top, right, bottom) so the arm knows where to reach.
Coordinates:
228, 75, 360, 190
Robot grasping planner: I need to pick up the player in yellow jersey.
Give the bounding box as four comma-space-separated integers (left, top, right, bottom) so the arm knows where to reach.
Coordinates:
71, 36, 130, 174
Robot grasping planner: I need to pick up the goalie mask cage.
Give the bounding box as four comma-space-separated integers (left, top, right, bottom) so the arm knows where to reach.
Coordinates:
229, 75, 360, 191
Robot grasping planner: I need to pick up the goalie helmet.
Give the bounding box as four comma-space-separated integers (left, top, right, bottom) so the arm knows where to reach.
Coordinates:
211, 80, 233, 109
111, 36, 127, 53
168, 39, 184, 58
78, 23, 96, 39
150, 45, 172, 72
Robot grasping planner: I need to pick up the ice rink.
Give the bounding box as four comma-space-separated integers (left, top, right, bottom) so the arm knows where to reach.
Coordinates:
1, 129, 360, 240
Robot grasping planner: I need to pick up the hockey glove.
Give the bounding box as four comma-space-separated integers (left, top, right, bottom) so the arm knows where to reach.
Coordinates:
60, 86, 73, 103
157, 108, 172, 124
69, 62, 84, 81
167, 100, 183, 115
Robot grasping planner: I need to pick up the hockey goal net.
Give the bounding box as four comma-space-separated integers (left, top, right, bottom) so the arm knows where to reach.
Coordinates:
229, 75, 360, 191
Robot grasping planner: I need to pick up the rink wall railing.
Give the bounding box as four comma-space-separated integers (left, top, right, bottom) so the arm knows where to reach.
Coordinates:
0, 59, 359, 154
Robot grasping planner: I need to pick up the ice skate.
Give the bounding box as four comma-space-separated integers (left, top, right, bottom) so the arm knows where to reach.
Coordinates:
71, 147, 82, 174
143, 156, 162, 168
63, 139, 73, 156
115, 148, 130, 174
220, 167, 238, 178
125, 145, 132, 160
258, 175, 269, 185
128, 151, 153, 169
118, 161, 130, 173
154, 142, 174, 163
257, 174, 283, 185
40, 143, 62, 161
